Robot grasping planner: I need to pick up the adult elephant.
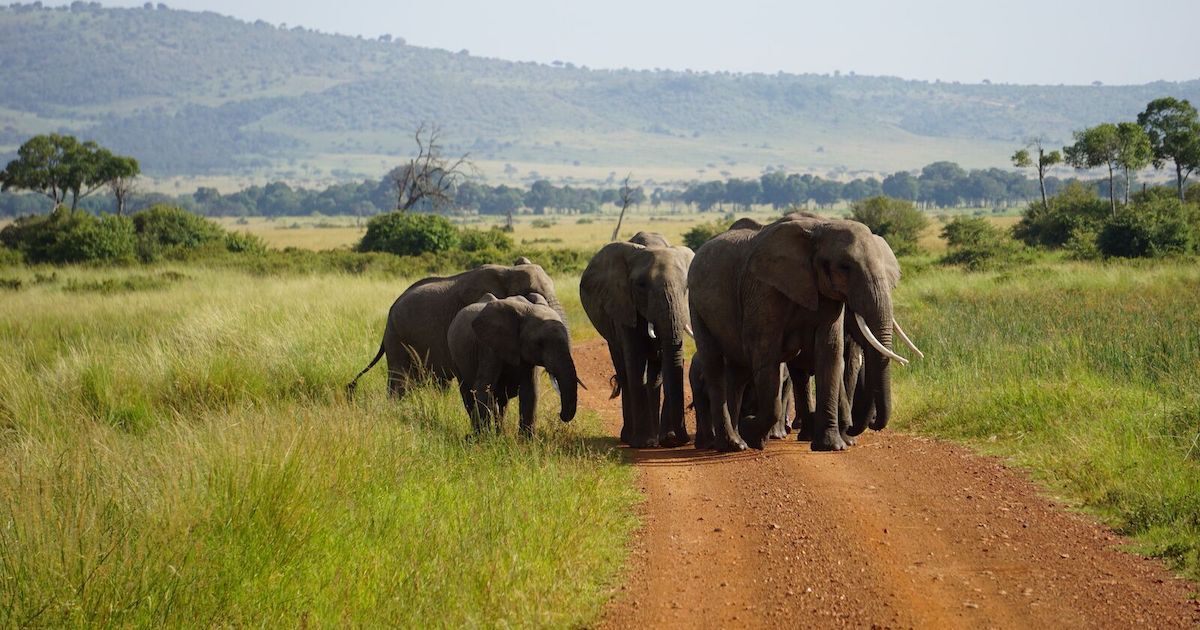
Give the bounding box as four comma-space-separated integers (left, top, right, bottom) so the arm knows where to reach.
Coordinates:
689, 215, 913, 452
347, 262, 565, 398
448, 293, 581, 436
581, 234, 694, 447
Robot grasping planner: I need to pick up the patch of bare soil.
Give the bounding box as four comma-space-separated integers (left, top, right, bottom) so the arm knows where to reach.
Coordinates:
573, 339, 1200, 629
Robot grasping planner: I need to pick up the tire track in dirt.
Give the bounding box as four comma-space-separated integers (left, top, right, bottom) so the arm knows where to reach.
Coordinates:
574, 339, 1200, 628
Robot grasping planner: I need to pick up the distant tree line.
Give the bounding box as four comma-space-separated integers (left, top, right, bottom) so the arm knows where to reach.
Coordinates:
0, 159, 1146, 220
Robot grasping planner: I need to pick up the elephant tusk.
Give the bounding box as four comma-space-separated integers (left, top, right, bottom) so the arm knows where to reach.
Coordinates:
647, 322, 657, 339
549, 376, 561, 395
892, 318, 925, 359
854, 313, 909, 366
684, 324, 694, 338
576, 375, 589, 391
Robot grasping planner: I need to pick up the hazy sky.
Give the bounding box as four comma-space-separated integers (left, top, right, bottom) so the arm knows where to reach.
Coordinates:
101, 0, 1198, 85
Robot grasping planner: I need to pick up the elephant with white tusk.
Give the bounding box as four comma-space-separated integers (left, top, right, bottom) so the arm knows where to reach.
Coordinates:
581, 233, 694, 448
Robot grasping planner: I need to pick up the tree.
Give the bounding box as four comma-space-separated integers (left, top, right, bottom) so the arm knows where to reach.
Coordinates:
848, 196, 929, 255
1115, 122, 1152, 206
390, 123, 473, 213
1011, 138, 1061, 208
1137, 97, 1200, 201
0, 134, 139, 212
1064, 124, 1124, 216
611, 174, 637, 241
881, 171, 919, 201
102, 155, 140, 216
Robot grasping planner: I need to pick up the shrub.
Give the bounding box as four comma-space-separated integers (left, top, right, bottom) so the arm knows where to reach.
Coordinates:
132, 204, 225, 262
0, 246, 22, 266
458, 228, 514, 252
357, 212, 459, 256
1013, 182, 1110, 248
530, 219, 555, 229
1096, 201, 1199, 258
939, 216, 1031, 271
0, 208, 136, 264
224, 231, 268, 255
848, 196, 928, 256
682, 219, 733, 250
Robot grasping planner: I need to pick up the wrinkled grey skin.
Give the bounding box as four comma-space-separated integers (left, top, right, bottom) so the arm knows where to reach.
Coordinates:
581, 234, 694, 448
690, 360, 794, 447
628, 231, 671, 248
689, 215, 900, 452
347, 263, 565, 398
448, 293, 579, 436
791, 233, 903, 441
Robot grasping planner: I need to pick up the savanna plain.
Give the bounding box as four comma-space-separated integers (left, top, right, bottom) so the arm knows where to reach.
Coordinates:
2, 216, 1200, 626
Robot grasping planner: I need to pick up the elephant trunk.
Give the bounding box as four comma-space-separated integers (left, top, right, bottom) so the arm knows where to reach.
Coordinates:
864, 301, 894, 431
657, 286, 690, 442
546, 353, 579, 423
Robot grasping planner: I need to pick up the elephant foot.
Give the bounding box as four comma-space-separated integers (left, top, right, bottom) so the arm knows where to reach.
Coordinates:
767, 421, 789, 440
810, 428, 848, 452
631, 435, 661, 449
795, 423, 815, 442
659, 428, 690, 448
714, 433, 749, 452
840, 431, 857, 447
694, 430, 715, 450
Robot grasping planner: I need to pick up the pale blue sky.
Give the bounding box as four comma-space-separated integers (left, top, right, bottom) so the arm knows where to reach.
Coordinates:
101, 0, 1198, 85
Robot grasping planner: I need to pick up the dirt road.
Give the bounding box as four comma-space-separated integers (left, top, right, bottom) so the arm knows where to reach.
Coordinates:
574, 339, 1200, 628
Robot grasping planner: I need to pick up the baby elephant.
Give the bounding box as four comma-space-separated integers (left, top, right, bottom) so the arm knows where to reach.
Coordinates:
448, 293, 583, 436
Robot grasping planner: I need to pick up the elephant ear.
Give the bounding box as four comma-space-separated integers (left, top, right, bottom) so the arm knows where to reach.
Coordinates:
472, 301, 523, 365
581, 242, 641, 329
872, 235, 901, 290
747, 220, 820, 311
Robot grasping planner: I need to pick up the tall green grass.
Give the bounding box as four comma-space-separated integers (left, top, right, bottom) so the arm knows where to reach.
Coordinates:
893, 260, 1200, 577
0, 267, 636, 626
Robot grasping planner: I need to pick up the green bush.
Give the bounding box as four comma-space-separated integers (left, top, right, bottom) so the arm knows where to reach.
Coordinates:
0, 208, 136, 264
224, 230, 268, 255
938, 216, 1032, 271
458, 227, 514, 252
0, 246, 22, 266
132, 204, 226, 262
682, 219, 733, 250
1013, 182, 1110, 248
357, 212, 460, 256
848, 196, 928, 256
1096, 201, 1199, 259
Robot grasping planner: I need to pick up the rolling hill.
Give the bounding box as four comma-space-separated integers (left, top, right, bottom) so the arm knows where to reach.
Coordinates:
1, 3, 1198, 186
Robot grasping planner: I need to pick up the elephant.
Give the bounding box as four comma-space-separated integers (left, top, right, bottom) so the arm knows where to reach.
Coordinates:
448, 293, 581, 436
689, 214, 915, 452
347, 262, 565, 399
689, 360, 794, 449
628, 231, 671, 247
580, 234, 694, 448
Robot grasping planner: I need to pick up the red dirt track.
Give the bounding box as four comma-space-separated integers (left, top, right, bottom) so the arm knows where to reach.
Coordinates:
573, 339, 1200, 629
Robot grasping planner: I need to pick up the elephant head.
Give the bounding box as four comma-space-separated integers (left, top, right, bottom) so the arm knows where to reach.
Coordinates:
459, 263, 568, 330
471, 295, 580, 422
748, 218, 914, 433
582, 241, 694, 437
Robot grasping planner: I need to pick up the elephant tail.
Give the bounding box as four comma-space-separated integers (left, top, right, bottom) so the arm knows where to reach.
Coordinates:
346, 341, 386, 399
608, 374, 621, 400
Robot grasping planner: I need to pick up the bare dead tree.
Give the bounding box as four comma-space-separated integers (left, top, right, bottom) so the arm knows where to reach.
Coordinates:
392, 123, 474, 212
610, 173, 635, 241
108, 173, 138, 217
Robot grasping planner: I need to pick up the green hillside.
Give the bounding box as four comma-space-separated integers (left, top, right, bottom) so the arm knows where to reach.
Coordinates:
1, 3, 1198, 182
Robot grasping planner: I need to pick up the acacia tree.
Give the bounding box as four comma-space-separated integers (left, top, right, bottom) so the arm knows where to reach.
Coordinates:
1137, 97, 1200, 201
390, 123, 473, 213
1064, 124, 1132, 216
0, 134, 140, 212
1011, 138, 1061, 208
1115, 122, 1152, 205
610, 173, 637, 241
104, 155, 141, 216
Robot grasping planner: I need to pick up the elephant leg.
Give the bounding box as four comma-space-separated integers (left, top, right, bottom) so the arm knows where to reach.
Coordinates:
384, 347, 411, 399
460, 382, 485, 436
838, 375, 855, 447
727, 368, 750, 437
608, 343, 634, 445
694, 322, 745, 452
645, 357, 671, 446
768, 365, 792, 440
618, 327, 658, 448
518, 366, 538, 438
690, 362, 715, 449
742, 362, 783, 450
811, 314, 848, 452
790, 359, 816, 440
